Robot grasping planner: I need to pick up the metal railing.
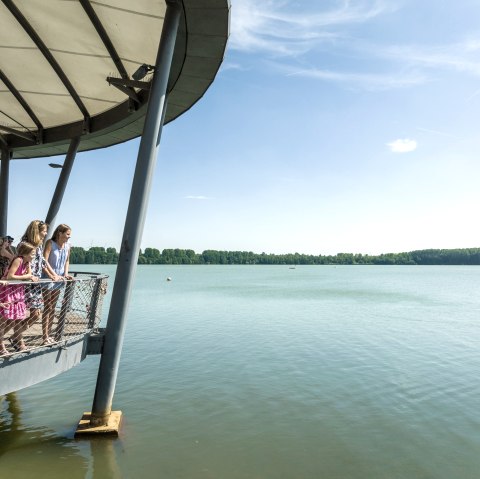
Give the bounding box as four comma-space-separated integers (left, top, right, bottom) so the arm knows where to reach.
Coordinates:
0, 272, 108, 357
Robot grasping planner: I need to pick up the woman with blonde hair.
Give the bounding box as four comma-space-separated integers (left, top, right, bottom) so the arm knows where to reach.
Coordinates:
42, 224, 72, 344
19, 220, 60, 344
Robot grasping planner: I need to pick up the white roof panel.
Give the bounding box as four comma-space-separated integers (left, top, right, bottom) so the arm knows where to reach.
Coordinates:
0, 0, 229, 158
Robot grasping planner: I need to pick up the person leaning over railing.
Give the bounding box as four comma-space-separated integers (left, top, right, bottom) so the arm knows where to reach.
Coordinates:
18, 220, 61, 345
0, 235, 15, 278
42, 224, 72, 345
0, 242, 38, 355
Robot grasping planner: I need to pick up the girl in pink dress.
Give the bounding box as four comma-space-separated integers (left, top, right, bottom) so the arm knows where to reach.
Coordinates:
0, 243, 38, 355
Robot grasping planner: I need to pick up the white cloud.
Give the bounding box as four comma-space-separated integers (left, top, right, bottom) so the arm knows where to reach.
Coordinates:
370, 38, 480, 78
185, 196, 213, 200
387, 139, 418, 153
286, 36, 480, 91
285, 66, 426, 90
228, 1, 480, 92
416, 127, 459, 139
466, 88, 480, 101
229, 0, 390, 56
220, 62, 247, 72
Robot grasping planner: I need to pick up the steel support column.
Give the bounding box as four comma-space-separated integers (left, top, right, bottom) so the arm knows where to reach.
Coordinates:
89, 0, 181, 426
45, 136, 80, 232
0, 147, 11, 236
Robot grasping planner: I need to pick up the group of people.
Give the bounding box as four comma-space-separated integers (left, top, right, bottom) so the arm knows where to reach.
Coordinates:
0, 220, 72, 355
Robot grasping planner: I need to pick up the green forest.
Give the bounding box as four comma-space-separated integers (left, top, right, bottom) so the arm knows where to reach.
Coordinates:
69, 246, 480, 265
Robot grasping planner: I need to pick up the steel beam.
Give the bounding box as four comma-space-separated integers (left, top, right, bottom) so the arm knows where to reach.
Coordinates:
0, 147, 11, 236
107, 81, 141, 102
0, 125, 35, 142
89, 0, 182, 427
2, 0, 91, 129
107, 77, 150, 91
0, 68, 43, 134
45, 136, 80, 232
0, 134, 8, 148
79, 0, 139, 102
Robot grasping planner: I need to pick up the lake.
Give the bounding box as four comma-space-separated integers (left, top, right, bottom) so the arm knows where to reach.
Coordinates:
1, 265, 479, 478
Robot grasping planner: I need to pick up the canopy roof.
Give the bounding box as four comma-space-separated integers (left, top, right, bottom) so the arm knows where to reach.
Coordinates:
0, 0, 230, 159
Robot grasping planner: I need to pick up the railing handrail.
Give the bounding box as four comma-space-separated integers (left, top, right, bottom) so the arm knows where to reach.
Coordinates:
70, 271, 109, 278
1, 273, 109, 358
1, 272, 108, 285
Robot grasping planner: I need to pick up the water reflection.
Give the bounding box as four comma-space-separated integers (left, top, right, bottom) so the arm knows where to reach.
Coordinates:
0, 393, 22, 451
0, 393, 123, 479
88, 437, 124, 479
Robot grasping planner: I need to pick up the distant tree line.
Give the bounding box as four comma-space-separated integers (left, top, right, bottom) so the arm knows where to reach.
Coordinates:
69, 246, 480, 265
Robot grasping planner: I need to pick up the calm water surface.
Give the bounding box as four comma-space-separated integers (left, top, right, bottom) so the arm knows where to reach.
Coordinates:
1, 265, 480, 478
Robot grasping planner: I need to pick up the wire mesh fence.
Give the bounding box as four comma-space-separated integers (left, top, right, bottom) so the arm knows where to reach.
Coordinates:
0, 272, 108, 357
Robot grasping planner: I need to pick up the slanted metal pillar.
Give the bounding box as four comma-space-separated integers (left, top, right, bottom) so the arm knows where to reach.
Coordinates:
89, 0, 181, 427
45, 136, 80, 232
0, 147, 11, 236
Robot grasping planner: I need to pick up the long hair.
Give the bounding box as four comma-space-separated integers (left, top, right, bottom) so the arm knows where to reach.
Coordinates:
51, 224, 71, 243
21, 220, 48, 247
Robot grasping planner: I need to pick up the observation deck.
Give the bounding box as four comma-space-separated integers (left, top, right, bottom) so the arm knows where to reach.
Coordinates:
0, 272, 108, 396
0, 0, 229, 429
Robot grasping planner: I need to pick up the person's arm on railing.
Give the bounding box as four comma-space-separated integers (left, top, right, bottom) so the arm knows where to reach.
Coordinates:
7, 258, 38, 282
64, 247, 72, 280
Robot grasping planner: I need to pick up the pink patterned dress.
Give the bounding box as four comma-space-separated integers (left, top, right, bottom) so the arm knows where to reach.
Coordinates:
0, 258, 28, 320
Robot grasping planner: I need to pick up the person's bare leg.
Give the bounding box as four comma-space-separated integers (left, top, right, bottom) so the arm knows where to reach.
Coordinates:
12, 322, 26, 350
42, 290, 54, 343
0, 318, 8, 355
26, 308, 40, 328
48, 290, 60, 337
42, 289, 60, 344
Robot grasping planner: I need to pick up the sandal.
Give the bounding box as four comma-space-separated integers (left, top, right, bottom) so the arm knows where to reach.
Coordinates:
42, 337, 55, 345
0, 347, 10, 356
9, 338, 27, 352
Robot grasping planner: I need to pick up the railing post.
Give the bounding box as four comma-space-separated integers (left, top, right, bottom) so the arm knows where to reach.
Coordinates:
0, 147, 11, 236
87, 278, 102, 329
54, 280, 75, 342
45, 136, 80, 232
89, 0, 182, 427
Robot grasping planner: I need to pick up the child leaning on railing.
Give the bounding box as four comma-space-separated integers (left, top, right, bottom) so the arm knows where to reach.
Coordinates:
0, 242, 39, 355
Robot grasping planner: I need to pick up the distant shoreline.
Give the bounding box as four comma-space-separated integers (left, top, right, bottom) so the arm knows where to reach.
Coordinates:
70, 246, 480, 266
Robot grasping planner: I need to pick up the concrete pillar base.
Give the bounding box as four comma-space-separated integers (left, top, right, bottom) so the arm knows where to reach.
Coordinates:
74, 411, 123, 437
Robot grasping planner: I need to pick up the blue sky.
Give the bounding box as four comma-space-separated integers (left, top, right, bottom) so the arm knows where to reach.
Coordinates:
7, 0, 480, 255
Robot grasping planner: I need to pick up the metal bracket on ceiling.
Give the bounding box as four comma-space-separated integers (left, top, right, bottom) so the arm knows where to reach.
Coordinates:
36, 127, 44, 145
127, 98, 138, 113
83, 116, 91, 135
106, 73, 151, 103
0, 133, 8, 148
106, 77, 143, 103
0, 125, 36, 143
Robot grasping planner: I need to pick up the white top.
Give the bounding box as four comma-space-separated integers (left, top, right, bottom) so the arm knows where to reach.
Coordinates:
46, 241, 70, 277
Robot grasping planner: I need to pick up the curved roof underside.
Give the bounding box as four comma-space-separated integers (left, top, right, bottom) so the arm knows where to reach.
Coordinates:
0, 0, 230, 159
